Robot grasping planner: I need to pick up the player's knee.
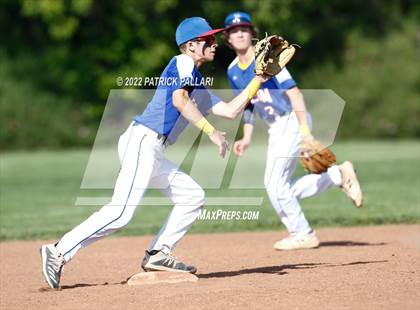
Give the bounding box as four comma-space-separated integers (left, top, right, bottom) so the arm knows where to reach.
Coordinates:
264, 174, 281, 190
179, 182, 205, 207
276, 187, 294, 202
265, 180, 275, 194
265, 182, 291, 200
265, 178, 285, 194
112, 212, 134, 229
99, 203, 136, 230
190, 187, 205, 207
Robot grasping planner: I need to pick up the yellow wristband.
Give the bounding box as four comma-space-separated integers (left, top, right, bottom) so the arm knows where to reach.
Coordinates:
195, 117, 215, 135
245, 78, 261, 100
299, 123, 311, 137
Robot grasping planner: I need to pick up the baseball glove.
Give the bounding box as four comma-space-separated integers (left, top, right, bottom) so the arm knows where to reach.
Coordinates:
300, 140, 336, 174
254, 35, 296, 76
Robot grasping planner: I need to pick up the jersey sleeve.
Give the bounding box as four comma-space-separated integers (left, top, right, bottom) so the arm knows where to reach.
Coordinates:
173, 54, 196, 89
242, 103, 256, 125
274, 67, 297, 89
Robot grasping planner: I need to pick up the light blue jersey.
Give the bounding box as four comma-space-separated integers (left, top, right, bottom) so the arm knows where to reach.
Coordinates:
134, 54, 221, 143
227, 57, 297, 124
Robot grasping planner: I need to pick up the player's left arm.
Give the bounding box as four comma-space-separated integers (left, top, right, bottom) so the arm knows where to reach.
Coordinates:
286, 86, 314, 141
211, 75, 268, 119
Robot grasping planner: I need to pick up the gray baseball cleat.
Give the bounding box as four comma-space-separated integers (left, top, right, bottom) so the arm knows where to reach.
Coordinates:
339, 161, 363, 207
40, 244, 65, 289
141, 250, 197, 274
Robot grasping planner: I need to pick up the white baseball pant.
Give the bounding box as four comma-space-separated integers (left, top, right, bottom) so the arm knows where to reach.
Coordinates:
56, 123, 205, 262
264, 112, 342, 235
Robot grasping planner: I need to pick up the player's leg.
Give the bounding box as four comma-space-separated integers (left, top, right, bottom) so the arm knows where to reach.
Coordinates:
286, 112, 362, 206
41, 124, 161, 288
56, 128, 160, 260
264, 114, 319, 250
289, 158, 363, 207
290, 158, 362, 207
264, 131, 313, 236
290, 165, 342, 200
141, 158, 205, 273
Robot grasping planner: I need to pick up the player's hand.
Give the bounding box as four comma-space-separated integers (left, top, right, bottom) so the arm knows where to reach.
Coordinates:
254, 74, 271, 83
233, 139, 251, 156
209, 130, 229, 158
301, 134, 315, 159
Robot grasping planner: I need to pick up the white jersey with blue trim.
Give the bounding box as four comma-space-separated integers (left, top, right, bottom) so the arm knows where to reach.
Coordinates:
227, 57, 297, 124
134, 54, 221, 143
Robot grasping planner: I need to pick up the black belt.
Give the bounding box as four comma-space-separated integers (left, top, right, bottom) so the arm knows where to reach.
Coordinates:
133, 120, 169, 146
157, 133, 169, 146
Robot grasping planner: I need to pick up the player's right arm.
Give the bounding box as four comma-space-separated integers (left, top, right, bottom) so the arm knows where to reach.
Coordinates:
224, 67, 258, 156
234, 123, 254, 156
233, 103, 256, 156
173, 88, 228, 158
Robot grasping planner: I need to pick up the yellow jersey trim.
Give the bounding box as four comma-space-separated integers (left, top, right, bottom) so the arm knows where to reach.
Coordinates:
238, 59, 253, 70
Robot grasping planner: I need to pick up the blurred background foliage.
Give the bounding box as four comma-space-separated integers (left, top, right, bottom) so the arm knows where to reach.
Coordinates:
1, 0, 419, 149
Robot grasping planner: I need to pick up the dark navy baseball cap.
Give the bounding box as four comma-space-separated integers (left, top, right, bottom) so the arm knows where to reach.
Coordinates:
224, 12, 253, 30
176, 17, 224, 46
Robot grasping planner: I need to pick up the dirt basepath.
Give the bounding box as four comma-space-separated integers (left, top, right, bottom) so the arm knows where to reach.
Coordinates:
1, 225, 419, 310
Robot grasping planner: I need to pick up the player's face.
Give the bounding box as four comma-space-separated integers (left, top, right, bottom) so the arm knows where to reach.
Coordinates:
227, 26, 253, 51
193, 35, 218, 62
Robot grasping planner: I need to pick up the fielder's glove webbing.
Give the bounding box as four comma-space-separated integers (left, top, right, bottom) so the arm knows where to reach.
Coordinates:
254, 34, 297, 76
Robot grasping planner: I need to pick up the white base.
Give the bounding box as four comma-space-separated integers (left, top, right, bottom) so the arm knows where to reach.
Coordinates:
127, 271, 198, 286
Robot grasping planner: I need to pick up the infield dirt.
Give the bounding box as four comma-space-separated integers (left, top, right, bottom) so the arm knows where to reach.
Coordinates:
1, 225, 419, 310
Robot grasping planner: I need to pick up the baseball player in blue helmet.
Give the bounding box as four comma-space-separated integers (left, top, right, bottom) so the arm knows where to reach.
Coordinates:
224, 12, 363, 250
40, 16, 268, 289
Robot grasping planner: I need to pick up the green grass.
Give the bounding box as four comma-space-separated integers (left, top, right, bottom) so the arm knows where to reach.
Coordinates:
1, 140, 419, 241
